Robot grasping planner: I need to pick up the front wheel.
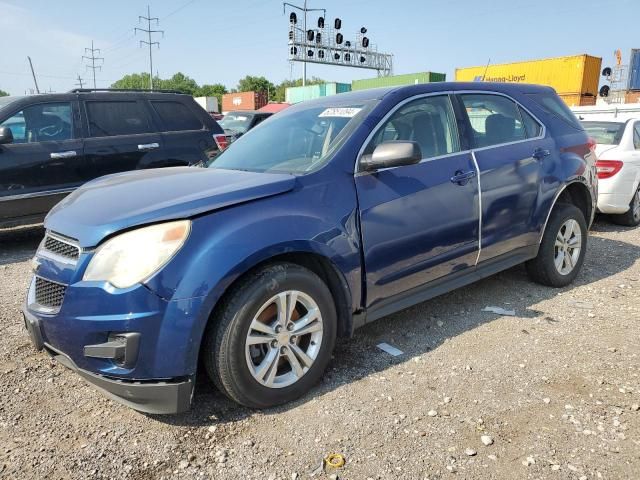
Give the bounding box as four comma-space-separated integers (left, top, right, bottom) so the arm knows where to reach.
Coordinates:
203, 263, 337, 408
610, 186, 640, 227
526, 203, 587, 287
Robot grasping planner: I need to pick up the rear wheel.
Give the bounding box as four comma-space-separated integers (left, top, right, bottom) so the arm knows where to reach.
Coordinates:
203, 263, 337, 408
526, 203, 587, 287
610, 186, 640, 227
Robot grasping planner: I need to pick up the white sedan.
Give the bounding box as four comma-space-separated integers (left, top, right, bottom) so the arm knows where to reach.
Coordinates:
581, 119, 640, 226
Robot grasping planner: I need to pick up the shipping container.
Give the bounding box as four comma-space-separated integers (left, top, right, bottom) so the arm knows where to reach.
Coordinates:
351, 71, 446, 91
625, 90, 640, 104
558, 94, 597, 107
221, 91, 268, 113
193, 96, 219, 113
628, 48, 640, 91
285, 82, 351, 104
455, 54, 602, 97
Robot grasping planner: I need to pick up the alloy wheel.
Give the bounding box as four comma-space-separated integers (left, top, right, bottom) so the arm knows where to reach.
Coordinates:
554, 219, 582, 275
245, 290, 323, 388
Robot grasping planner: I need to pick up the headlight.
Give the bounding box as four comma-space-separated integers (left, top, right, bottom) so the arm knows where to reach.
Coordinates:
83, 220, 191, 288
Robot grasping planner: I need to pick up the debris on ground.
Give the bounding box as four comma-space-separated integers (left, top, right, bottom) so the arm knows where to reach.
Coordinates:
376, 342, 403, 357
482, 306, 516, 316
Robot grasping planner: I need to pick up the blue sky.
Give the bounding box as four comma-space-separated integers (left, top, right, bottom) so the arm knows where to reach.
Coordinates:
1, 0, 638, 95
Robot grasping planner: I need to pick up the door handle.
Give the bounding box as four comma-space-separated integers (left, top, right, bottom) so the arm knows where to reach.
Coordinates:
138, 142, 160, 151
450, 170, 477, 185
532, 148, 551, 160
50, 151, 77, 159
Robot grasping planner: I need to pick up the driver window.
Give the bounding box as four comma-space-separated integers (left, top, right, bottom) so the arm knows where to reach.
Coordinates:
0, 102, 72, 144
365, 95, 461, 159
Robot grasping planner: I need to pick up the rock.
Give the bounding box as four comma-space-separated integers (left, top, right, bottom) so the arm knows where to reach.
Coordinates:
427, 410, 438, 417
443, 396, 451, 404
522, 456, 535, 466
437, 320, 444, 327
487, 454, 497, 461
329, 475, 338, 480
551, 465, 561, 471
543, 397, 551, 404
631, 404, 639, 411
178, 460, 189, 469
207, 426, 217, 433
465, 448, 477, 456
291, 473, 299, 480
607, 347, 617, 353
480, 435, 494, 446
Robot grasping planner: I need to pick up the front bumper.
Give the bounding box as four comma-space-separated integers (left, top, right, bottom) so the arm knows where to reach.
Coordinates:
23, 307, 193, 414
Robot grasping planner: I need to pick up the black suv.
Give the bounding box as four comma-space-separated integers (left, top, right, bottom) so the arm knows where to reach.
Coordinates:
0, 89, 226, 228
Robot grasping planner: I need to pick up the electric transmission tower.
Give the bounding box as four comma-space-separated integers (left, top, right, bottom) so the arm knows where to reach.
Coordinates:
135, 5, 164, 90
82, 41, 104, 89
75, 74, 85, 89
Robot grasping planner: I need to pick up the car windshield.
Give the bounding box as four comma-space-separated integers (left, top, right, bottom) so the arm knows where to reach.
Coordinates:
581, 121, 625, 145
219, 113, 254, 134
209, 100, 376, 174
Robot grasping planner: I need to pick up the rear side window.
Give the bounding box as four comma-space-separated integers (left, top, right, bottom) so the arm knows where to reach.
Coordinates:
460, 94, 527, 147
519, 107, 543, 138
86, 101, 152, 137
634, 123, 640, 150
151, 101, 203, 131
366, 95, 460, 159
526, 92, 582, 130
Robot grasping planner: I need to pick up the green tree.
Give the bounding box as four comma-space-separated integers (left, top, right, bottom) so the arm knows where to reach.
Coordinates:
236, 75, 276, 100
273, 77, 325, 102
0, 89, 9, 97
196, 83, 227, 109
158, 72, 199, 95
111, 73, 154, 90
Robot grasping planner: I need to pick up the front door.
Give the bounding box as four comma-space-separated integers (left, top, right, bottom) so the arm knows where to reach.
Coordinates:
0, 101, 84, 225
355, 94, 480, 310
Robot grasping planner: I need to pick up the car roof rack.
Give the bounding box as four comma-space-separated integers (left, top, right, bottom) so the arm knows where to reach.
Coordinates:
68, 88, 185, 94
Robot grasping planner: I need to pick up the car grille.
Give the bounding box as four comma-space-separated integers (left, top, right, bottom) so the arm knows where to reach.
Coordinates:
43, 233, 80, 260
34, 277, 67, 309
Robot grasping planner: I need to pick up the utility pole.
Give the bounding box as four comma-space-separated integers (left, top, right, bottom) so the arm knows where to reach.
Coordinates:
82, 41, 104, 89
27, 56, 40, 94
283, 1, 325, 86
75, 75, 85, 89
135, 5, 163, 91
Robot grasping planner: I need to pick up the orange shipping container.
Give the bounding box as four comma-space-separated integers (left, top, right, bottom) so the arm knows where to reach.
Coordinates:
625, 91, 640, 104
559, 94, 596, 107
222, 91, 268, 112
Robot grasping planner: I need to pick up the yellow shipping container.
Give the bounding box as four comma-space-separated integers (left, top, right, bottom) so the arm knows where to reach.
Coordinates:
455, 54, 602, 96
558, 94, 596, 107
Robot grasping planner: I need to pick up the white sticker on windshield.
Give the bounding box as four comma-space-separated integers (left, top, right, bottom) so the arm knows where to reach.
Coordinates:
319, 107, 362, 118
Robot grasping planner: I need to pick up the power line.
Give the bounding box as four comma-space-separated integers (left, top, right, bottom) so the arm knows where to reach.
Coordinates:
135, 5, 164, 90
82, 40, 104, 89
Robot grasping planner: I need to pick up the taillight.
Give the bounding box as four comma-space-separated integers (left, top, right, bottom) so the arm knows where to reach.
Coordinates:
213, 134, 229, 151
595, 160, 623, 179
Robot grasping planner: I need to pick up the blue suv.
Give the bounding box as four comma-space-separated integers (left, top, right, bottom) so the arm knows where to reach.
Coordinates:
23, 83, 597, 413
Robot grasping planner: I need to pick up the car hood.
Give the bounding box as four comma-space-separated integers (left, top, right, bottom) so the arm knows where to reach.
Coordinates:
45, 167, 296, 247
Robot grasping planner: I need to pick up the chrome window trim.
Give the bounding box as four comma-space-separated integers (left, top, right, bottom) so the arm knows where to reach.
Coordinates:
0, 187, 75, 202
354, 89, 548, 175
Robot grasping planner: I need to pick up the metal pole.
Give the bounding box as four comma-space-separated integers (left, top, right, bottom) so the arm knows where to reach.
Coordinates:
148, 5, 154, 91
303, 0, 307, 86
27, 56, 40, 94
91, 41, 97, 88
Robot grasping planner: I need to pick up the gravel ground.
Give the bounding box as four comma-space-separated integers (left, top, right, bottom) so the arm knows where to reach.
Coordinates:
0, 219, 638, 480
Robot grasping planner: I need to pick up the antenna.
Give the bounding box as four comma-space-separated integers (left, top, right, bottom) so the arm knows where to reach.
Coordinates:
482, 58, 491, 81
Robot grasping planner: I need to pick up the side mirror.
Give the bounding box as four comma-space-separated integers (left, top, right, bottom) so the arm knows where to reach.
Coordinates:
361, 141, 422, 172
0, 127, 14, 145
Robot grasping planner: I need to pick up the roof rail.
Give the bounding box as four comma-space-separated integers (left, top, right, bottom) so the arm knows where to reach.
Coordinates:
68, 88, 185, 94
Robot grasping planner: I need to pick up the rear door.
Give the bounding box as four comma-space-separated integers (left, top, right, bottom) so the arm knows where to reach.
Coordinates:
0, 100, 84, 224
82, 98, 163, 180
457, 92, 550, 262
149, 98, 221, 166
355, 94, 480, 309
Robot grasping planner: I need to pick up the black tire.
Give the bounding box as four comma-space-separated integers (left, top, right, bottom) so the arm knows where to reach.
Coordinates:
526, 203, 587, 287
609, 186, 640, 227
202, 263, 337, 408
